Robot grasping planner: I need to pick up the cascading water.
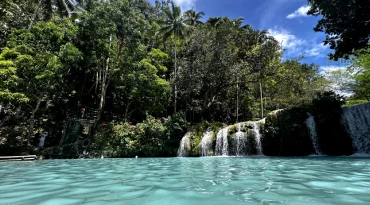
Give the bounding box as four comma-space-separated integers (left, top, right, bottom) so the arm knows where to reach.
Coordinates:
177, 132, 190, 157
215, 126, 230, 156
341, 103, 370, 154
200, 130, 213, 156
234, 123, 246, 156
304, 113, 322, 155
253, 122, 263, 155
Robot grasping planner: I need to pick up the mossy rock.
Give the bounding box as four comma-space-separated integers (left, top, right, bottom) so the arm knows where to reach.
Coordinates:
261, 107, 313, 156
185, 122, 227, 157
246, 129, 257, 155
228, 125, 237, 135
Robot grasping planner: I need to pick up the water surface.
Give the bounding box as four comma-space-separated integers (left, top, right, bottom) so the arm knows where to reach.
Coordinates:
1, 157, 370, 205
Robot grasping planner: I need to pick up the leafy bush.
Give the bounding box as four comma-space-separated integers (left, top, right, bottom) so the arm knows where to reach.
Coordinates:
91, 112, 189, 157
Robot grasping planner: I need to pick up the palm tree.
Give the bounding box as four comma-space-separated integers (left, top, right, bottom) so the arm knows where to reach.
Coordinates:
158, 0, 188, 113
184, 8, 204, 26
207, 17, 222, 27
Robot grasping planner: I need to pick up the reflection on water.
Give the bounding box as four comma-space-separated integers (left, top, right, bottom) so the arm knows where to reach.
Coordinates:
1, 157, 370, 205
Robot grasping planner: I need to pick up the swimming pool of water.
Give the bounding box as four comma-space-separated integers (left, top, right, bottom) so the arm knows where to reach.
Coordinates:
1, 157, 370, 205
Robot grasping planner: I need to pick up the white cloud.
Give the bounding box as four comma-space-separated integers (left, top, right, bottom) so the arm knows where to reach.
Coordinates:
268, 27, 328, 58
287, 5, 311, 19
305, 43, 327, 57
173, 0, 197, 11
268, 27, 305, 53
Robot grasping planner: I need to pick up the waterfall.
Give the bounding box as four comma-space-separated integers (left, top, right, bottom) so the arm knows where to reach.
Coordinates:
215, 126, 230, 156
200, 131, 213, 156
341, 103, 370, 154
253, 122, 263, 155
177, 132, 190, 157
305, 113, 322, 155
234, 123, 246, 156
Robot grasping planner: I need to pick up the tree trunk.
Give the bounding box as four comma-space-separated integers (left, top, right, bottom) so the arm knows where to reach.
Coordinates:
96, 57, 110, 123
27, 94, 43, 146
259, 80, 263, 119
236, 76, 239, 123
61, 0, 73, 18
96, 34, 114, 123
174, 31, 177, 114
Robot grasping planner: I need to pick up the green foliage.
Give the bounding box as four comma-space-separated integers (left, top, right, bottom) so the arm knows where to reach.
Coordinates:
267, 58, 327, 109
0, 125, 28, 149
91, 112, 189, 157
157, 1, 189, 42
0, 48, 28, 103
349, 48, 370, 101
177, 19, 282, 122
262, 108, 313, 156
323, 67, 354, 97
183, 8, 204, 26
307, 0, 370, 60
344, 99, 368, 107
2, 21, 79, 103
312, 91, 353, 155
187, 121, 225, 156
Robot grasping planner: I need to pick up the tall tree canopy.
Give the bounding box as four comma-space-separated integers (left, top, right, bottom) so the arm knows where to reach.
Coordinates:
307, 0, 370, 60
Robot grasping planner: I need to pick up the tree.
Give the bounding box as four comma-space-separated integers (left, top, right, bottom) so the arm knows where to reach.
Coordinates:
323, 68, 354, 97
157, 0, 188, 113
177, 19, 240, 122
112, 48, 171, 122
0, 49, 29, 104
0, 0, 84, 48
307, 0, 370, 60
0, 20, 80, 146
243, 27, 281, 118
183, 8, 204, 26
78, 0, 157, 123
267, 58, 327, 109
349, 48, 370, 101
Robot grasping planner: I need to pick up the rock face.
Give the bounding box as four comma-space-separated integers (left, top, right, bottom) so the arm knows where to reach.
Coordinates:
177, 102, 370, 157
341, 102, 370, 154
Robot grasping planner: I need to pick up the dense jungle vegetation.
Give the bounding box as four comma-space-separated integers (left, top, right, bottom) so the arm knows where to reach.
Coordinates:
0, 0, 369, 156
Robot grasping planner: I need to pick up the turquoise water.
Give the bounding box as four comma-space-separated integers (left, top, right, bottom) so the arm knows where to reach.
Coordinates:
1, 157, 370, 205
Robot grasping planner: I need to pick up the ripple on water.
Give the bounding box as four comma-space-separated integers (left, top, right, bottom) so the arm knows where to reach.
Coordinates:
0, 157, 370, 205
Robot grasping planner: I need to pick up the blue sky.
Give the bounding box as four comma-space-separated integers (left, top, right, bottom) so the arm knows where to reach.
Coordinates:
149, 0, 348, 72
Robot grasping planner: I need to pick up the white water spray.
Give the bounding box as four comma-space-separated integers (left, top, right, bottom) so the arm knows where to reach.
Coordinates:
215, 126, 230, 156
253, 122, 263, 155
305, 113, 322, 155
200, 130, 213, 156
341, 103, 370, 154
234, 123, 246, 156
177, 132, 190, 157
